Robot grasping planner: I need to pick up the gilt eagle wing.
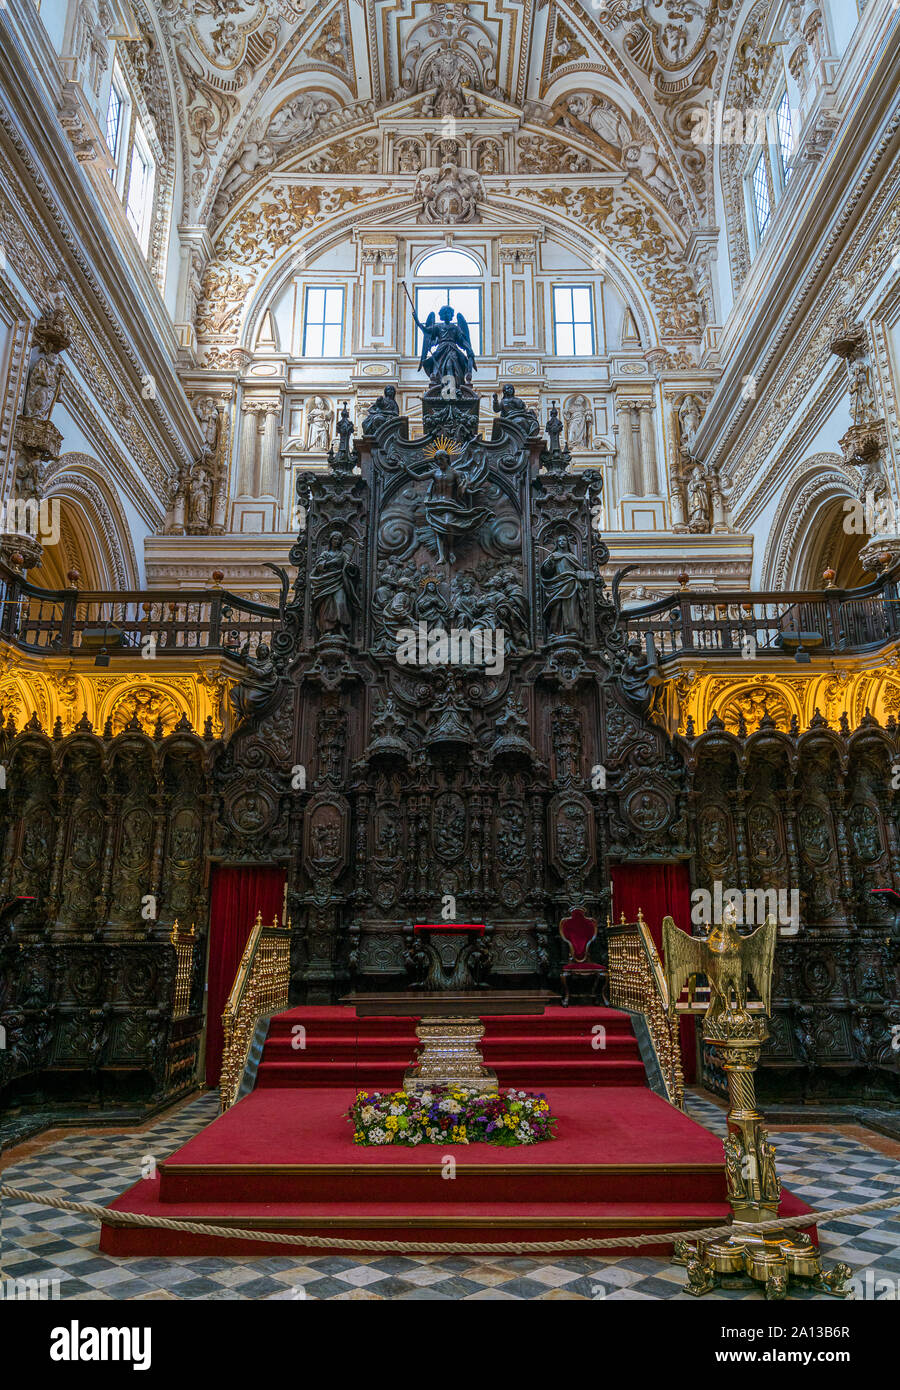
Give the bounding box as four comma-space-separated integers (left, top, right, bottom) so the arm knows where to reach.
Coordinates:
741, 914, 778, 1016
661, 915, 707, 1018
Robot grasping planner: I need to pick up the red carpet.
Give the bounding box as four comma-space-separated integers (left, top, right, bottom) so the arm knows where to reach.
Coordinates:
100, 1005, 815, 1257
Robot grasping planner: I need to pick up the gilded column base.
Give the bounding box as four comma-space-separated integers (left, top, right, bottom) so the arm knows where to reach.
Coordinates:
403, 1016, 499, 1094
673, 1229, 852, 1300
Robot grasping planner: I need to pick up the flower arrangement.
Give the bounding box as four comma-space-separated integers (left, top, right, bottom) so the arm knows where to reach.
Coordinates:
347, 1085, 556, 1146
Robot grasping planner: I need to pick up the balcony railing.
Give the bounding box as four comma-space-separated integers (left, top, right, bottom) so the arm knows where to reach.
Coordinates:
1, 560, 898, 665
622, 565, 900, 661
0, 564, 279, 658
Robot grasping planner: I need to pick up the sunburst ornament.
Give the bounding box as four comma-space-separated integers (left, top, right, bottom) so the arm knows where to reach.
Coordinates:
423, 434, 462, 460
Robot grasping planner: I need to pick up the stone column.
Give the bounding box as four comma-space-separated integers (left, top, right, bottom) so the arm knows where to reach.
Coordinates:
615, 399, 639, 496
259, 405, 281, 499
638, 402, 659, 494
237, 402, 260, 496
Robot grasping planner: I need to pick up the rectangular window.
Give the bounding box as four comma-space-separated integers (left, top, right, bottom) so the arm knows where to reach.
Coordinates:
776, 90, 794, 183
302, 286, 345, 356
414, 286, 482, 356
552, 285, 595, 356
106, 81, 124, 162
126, 128, 155, 252
751, 154, 772, 240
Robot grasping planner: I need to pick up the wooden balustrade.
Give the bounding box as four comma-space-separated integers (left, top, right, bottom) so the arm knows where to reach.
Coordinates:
607, 911, 684, 1108
170, 921, 196, 1020
220, 912, 292, 1111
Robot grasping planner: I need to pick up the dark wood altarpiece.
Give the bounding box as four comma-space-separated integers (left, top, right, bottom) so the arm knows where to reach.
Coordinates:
1, 381, 899, 1137
214, 381, 685, 1003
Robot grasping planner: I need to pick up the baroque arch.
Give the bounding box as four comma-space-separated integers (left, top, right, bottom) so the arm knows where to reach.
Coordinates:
37, 454, 140, 590
761, 454, 858, 592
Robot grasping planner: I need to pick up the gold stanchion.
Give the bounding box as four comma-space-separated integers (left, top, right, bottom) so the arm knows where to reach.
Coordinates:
661, 907, 852, 1299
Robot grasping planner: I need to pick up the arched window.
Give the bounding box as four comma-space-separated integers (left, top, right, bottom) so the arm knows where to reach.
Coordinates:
413, 248, 483, 353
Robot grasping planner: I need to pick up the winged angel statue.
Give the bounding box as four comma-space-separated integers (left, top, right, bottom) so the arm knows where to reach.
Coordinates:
408, 297, 477, 392
661, 905, 778, 1022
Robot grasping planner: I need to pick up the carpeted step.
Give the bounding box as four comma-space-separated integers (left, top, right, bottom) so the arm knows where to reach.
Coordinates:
255, 1005, 646, 1090
159, 1155, 724, 1205
254, 1059, 648, 1089
100, 1185, 817, 1260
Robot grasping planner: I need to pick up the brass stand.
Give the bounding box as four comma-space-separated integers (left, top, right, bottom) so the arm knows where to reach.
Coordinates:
403, 1016, 498, 1094
672, 1007, 851, 1299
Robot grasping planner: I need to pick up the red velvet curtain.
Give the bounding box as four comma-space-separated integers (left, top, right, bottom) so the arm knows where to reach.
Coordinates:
609, 862, 696, 1084
205, 865, 286, 1086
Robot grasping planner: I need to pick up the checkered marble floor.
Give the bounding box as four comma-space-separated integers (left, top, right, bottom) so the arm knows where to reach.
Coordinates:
2, 1090, 898, 1301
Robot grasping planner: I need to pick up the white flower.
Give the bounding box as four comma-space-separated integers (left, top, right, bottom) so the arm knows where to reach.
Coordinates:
389, 1104, 403, 1116
368, 1126, 387, 1143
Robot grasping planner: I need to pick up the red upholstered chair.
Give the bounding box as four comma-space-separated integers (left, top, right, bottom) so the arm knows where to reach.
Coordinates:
559, 908, 607, 1006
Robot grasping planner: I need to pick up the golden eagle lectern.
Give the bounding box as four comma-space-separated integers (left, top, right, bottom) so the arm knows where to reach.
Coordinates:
661, 905, 851, 1300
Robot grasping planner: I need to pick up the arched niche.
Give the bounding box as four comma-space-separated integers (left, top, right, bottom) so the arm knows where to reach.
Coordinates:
28, 454, 139, 590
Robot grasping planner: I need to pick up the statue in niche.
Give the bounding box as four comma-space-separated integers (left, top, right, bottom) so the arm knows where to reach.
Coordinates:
188, 466, 213, 530
412, 301, 476, 389
849, 359, 877, 427
540, 534, 588, 638
478, 143, 500, 172
678, 393, 704, 458
397, 141, 423, 173
310, 530, 360, 638
564, 394, 592, 449
687, 464, 711, 532
306, 396, 332, 451
24, 348, 63, 420
195, 396, 221, 458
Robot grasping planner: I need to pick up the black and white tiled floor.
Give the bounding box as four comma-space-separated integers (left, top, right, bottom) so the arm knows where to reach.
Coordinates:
2, 1091, 898, 1300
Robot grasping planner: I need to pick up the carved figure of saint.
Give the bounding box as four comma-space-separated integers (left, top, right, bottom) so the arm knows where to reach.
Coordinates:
540, 534, 587, 638
24, 350, 62, 420
310, 530, 360, 637
678, 393, 703, 456
564, 394, 592, 449
687, 464, 711, 532
306, 396, 332, 451
849, 359, 876, 427
188, 467, 212, 529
